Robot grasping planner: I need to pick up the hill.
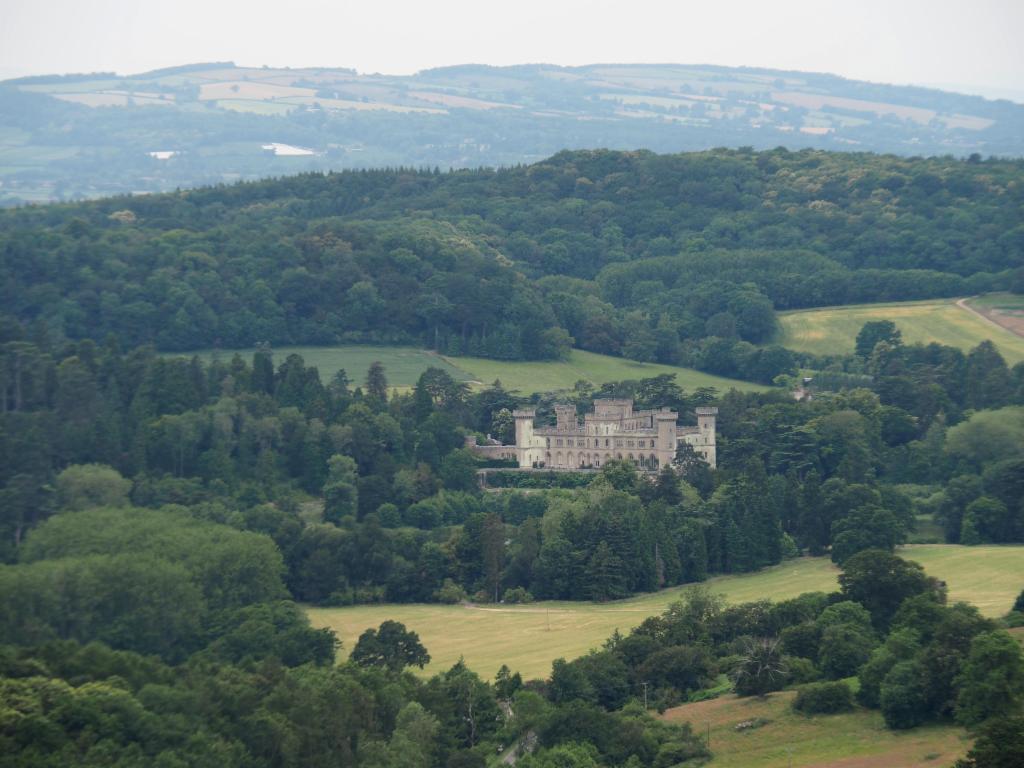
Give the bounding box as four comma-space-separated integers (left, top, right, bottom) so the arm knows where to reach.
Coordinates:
662, 691, 968, 768
777, 296, 1024, 365
185, 345, 768, 394
306, 544, 1024, 679
2, 148, 1020, 384
2, 61, 1024, 204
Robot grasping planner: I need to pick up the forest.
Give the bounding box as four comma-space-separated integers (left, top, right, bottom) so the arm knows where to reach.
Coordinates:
1, 148, 1022, 384
3, 147, 1024, 765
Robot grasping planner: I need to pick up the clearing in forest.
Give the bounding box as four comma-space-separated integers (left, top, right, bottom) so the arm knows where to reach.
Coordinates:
182, 345, 768, 394
777, 297, 1024, 364
305, 544, 1024, 680
661, 691, 968, 768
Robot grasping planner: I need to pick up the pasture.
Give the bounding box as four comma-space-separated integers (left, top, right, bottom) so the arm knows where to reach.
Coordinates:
446, 349, 770, 395
305, 544, 1024, 680
181, 345, 767, 394
662, 691, 968, 768
777, 297, 1024, 364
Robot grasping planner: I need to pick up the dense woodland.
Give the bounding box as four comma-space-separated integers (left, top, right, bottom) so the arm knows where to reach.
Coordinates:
3, 148, 1024, 765
2, 149, 1023, 383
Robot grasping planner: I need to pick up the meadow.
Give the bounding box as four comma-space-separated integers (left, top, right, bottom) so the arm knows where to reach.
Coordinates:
305, 544, 1024, 680
183, 345, 769, 394
445, 349, 770, 395
777, 297, 1024, 365
662, 690, 968, 768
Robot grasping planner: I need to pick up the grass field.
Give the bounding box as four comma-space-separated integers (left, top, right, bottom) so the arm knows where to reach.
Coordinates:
188, 345, 472, 388
446, 349, 770, 394
305, 544, 1024, 680
777, 297, 1024, 365
183, 345, 768, 394
662, 691, 968, 768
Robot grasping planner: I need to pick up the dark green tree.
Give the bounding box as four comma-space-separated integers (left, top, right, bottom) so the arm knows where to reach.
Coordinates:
350, 620, 430, 671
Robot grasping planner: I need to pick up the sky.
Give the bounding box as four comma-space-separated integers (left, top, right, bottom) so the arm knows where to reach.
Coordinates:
2, 0, 1022, 100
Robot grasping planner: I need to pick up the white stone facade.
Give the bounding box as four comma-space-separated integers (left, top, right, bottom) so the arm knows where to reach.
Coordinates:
469, 399, 717, 470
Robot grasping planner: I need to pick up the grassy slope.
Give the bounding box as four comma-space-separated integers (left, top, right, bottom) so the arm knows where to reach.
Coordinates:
184, 345, 768, 394
305, 544, 1024, 680
662, 691, 968, 768
777, 297, 1024, 365
446, 349, 770, 394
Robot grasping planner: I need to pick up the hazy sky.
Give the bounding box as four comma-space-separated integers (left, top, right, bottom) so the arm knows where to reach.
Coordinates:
3, 0, 1022, 99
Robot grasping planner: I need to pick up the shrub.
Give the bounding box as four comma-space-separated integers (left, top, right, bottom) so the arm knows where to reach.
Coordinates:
793, 681, 854, 714
434, 579, 467, 604
503, 587, 534, 604
785, 656, 819, 685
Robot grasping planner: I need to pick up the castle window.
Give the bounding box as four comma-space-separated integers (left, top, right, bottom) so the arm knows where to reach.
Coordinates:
556, 439, 563, 447
605, 439, 610, 447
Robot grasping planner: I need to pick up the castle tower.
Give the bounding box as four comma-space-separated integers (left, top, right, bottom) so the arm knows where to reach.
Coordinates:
656, 409, 678, 454
695, 406, 718, 468
513, 409, 538, 467
554, 404, 576, 432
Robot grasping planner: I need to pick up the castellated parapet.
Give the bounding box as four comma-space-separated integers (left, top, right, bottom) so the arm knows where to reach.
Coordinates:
468, 398, 717, 471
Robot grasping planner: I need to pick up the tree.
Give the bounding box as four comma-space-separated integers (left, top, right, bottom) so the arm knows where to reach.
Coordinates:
440, 449, 479, 492
322, 454, 359, 524
966, 341, 1013, 410
55, 464, 131, 511
494, 664, 523, 701
480, 513, 505, 602
855, 320, 902, 358
954, 715, 1024, 768
350, 620, 430, 671
637, 644, 715, 695
880, 659, 930, 729
491, 408, 515, 445
818, 624, 876, 679
955, 630, 1024, 726
838, 550, 938, 630
673, 443, 713, 497
585, 541, 626, 602
732, 637, 788, 697
365, 361, 388, 403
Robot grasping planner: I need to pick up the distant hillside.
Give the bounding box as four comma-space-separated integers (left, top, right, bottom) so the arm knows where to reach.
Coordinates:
1, 62, 1023, 204
1, 148, 1020, 383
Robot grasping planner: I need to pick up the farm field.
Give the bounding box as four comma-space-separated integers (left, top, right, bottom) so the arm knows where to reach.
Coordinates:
305, 544, 1024, 680
777, 297, 1024, 364
662, 691, 968, 768
966, 291, 1024, 340
182, 345, 768, 394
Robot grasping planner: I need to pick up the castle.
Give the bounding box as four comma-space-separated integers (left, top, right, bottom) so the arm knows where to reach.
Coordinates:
468, 399, 717, 470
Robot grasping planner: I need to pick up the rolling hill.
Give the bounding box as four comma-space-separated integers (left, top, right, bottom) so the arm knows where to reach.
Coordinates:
3, 61, 1023, 204
184, 345, 769, 394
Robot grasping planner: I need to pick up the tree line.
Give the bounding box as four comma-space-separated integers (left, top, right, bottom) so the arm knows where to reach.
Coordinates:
2, 148, 1021, 377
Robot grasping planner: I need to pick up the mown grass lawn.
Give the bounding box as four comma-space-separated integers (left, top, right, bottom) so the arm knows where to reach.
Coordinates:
305, 544, 1024, 681
777, 297, 1024, 364
662, 691, 969, 768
